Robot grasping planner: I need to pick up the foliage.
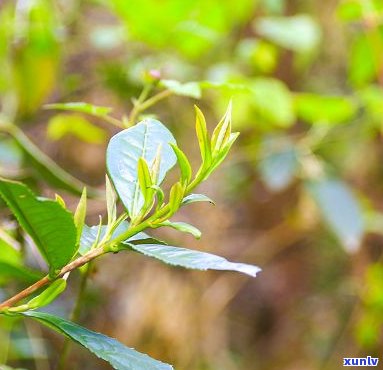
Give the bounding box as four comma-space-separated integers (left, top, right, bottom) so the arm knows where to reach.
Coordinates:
1, 0, 383, 368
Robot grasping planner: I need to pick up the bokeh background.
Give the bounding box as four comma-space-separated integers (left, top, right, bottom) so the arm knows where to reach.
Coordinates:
1, 0, 383, 369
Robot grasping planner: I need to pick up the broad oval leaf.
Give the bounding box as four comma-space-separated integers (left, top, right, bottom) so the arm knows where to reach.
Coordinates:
0, 179, 78, 272
23, 311, 173, 370
107, 119, 177, 218
306, 178, 364, 252
129, 244, 261, 277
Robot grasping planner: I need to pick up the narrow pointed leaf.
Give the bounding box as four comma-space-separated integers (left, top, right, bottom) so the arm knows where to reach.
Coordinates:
158, 221, 202, 239
211, 101, 232, 153
74, 188, 87, 244
182, 194, 215, 206
0, 179, 77, 272
23, 278, 67, 310
203, 132, 239, 181
106, 175, 117, 226
168, 182, 184, 215
22, 311, 173, 370
44, 102, 112, 118
137, 157, 154, 204
194, 106, 212, 167
130, 244, 261, 277
170, 144, 192, 184
107, 119, 177, 218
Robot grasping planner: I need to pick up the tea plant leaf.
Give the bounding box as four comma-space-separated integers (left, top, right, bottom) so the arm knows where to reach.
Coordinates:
158, 221, 202, 239
129, 244, 261, 277
107, 119, 177, 218
170, 144, 192, 185
74, 188, 87, 244
23, 311, 173, 370
0, 179, 78, 272
44, 102, 112, 117
181, 193, 215, 206
194, 106, 212, 168
8, 279, 67, 312
307, 178, 364, 252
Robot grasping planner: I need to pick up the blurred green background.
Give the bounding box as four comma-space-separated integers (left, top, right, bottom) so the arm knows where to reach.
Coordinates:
1, 0, 383, 369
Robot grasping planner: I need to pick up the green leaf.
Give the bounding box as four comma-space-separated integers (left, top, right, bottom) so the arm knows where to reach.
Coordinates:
203, 132, 239, 180
306, 178, 364, 252
8, 278, 67, 312
47, 114, 107, 144
74, 188, 87, 245
211, 100, 232, 154
80, 221, 163, 255
26, 278, 67, 310
0, 179, 78, 272
107, 119, 177, 218
194, 106, 212, 168
170, 144, 192, 184
254, 15, 321, 52
137, 157, 154, 205
168, 182, 184, 215
44, 102, 112, 118
158, 221, 202, 239
22, 311, 173, 370
160, 80, 201, 99
129, 244, 261, 277
106, 175, 117, 226
181, 193, 215, 206
294, 93, 357, 125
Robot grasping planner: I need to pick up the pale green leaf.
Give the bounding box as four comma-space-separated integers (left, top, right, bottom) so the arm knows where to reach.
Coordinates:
159, 221, 202, 239
181, 194, 215, 206
170, 144, 192, 184
194, 106, 212, 167
106, 119, 177, 218
130, 244, 261, 277
74, 188, 87, 245
44, 102, 112, 117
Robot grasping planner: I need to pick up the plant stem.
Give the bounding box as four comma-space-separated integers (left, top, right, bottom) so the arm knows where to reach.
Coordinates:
0, 161, 200, 310
128, 89, 173, 125
56, 263, 92, 370
0, 246, 103, 310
